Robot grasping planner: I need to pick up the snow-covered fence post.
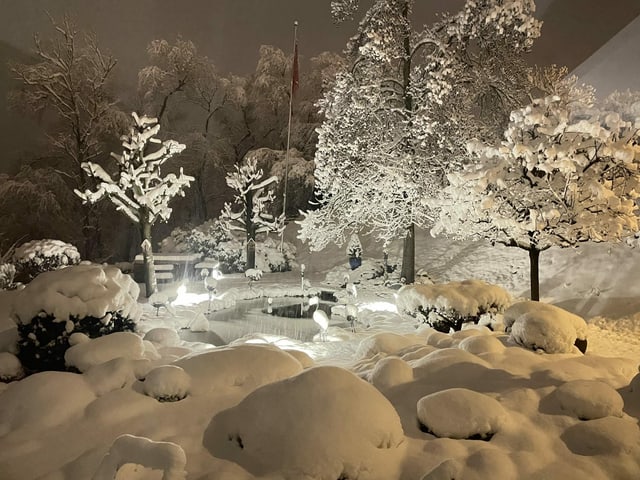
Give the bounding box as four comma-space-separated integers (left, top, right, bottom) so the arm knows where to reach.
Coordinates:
75, 112, 193, 297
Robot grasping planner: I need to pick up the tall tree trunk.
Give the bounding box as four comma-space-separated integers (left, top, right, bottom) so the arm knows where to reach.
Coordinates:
140, 219, 157, 297
528, 246, 540, 301
399, 0, 415, 285
401, 223, 415, 284
245, 191, 256, 269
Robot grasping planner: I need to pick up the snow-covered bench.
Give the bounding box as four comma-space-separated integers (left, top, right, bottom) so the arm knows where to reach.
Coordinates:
132, 253, 202, 283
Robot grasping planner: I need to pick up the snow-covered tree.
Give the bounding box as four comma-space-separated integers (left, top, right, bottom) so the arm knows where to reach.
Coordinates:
432, 83, 640, 300
220, 154, 285, 270
75, 113, 193, 296
299, 0, 541, 283
10, 16, 126, 258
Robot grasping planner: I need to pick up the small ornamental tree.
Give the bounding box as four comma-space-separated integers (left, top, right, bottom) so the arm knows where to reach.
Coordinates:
220, 155, 285, 270
432, 85, 640, 300
75, 113, 193, 296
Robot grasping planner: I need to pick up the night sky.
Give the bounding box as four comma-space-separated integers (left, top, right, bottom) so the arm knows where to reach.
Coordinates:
0, 0, 639, 171
1, 0, 639, 79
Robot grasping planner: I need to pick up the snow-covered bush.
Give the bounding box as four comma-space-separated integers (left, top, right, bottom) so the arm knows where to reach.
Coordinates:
504, 301, 588, 354
11, 264, 140, 373
203, 366, 405, 479
13, 239, 80, 282
0, 263, 16, 290
324, 259, 391, 287
397, 280, 511, 332
143, 365, 191, 402
0, 352, 24, 382
161, 220, 296, 273
551, 380, 624, 420
417, 388, 508, 440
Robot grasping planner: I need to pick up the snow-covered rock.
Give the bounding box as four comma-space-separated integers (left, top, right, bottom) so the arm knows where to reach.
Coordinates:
84, 357, 148, 397
417, 388, 509, 439
561, 416, 640, 456
505, 301, 588, 354
356, 332, 425, 359
143, 327, 182, 347
203, 366, 405, 479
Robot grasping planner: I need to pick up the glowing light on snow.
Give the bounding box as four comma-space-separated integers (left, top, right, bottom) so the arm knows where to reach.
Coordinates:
171, 284, 209, 307
361, 301, 397, 313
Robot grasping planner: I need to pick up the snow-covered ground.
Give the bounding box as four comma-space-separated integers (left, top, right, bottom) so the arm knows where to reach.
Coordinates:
1, 227, 640, 479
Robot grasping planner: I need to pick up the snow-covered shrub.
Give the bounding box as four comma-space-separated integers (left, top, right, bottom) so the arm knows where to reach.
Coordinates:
64, 332, 145, 373
324, 259, 391, 287
417, 388, 508, 440
11, 264, 140, 373
161, 220, 296, 273
143, 365, 191, 402
13, 239, 81, 282
346, 233, 363, 259
504, 301, 588, 354
0, 263, 16, 290
397, 280, 511, 332
203, 366, 405, 479
551, 380, 624, 420
0, 352, 24, 382
93, 434, 187, 480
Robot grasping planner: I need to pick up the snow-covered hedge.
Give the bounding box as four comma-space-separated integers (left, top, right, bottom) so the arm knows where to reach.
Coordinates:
0, 263, 16, 290
13, 239, 81, 282
397, 280, 511, 332
161, 220, 297, 273
12, 264, 140, 373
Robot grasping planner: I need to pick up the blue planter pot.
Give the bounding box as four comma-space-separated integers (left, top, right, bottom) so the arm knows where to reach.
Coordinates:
348, 257, 362, 270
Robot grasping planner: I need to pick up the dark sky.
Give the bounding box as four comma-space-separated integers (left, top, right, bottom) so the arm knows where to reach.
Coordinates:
1, 0, 639, 81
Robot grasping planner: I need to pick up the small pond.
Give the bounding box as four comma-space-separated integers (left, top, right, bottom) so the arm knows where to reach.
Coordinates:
179, 296, 341, 346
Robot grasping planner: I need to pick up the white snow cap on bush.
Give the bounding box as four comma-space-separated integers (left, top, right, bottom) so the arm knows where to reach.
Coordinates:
505, 301, 587, 353
417, 388, 509, 439
553, 379, 624, 420
203, 366, 406, 479
93, 433, 187, 480
65, 332, 146, 372
143, 365, 191, 402
397, 279, 511, 317
13, 238, 81, 265
11, 263, 141, 324
0, 352, 23, 382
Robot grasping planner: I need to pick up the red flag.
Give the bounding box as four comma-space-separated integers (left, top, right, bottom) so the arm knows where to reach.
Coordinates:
291, 41, 299, 96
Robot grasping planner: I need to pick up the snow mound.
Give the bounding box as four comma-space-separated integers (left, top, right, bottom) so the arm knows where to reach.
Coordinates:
93, 433, 187, 480
64, 332, 145, 372
0, 371, 95, 435
11, 263, 141, 324
369, 356, 414, 390
457, 334, 506, 354
396, 279, 511, 318
143, 365, 191, 402
553, 379, 624, 420
356, 332, 425, 359
506, 301, 588, 353
282, 348, 314, 368
0, 352, 23, 382
84, 357, 148, 396
417, 388, 508, 439
176, 343, 303, 394
412, 348, 491, 379
396, 344, 438, 362
561, 416, 640, 456
203, 366, 405, 479
143, 327, 182, 347
421, 448, 518, 480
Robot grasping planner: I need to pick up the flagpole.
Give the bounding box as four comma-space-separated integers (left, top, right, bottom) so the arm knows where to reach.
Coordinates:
281, 20, 298, 251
